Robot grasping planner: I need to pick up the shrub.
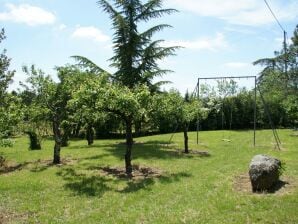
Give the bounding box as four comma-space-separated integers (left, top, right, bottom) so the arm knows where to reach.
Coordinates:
0, 138, 15, 147
26, 131, 41, 150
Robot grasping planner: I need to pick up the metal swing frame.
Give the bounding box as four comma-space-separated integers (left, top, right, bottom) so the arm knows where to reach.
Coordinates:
194, 75, 281, 150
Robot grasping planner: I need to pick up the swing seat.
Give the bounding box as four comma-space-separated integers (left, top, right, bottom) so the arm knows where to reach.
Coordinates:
221, 138, 231, 142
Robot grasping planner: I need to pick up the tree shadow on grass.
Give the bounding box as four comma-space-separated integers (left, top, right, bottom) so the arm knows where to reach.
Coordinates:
101, 142, 197, 161
56, 167, 112, 197
0, 159, 55, 175
0, 163, 26, 175
82, 154, 111, 161
67, 143, 104, 150
0, 155, 31, 175
29, 158, 79, 173
56, 165, 192, 197
65, 139, 211, 161
119, 172, 192, 193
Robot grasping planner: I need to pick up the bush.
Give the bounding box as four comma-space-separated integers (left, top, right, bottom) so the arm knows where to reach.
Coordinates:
0, 138, 15, 147
26, 131, 41, 150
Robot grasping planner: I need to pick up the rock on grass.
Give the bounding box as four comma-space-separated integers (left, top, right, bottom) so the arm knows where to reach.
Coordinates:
249, 155, 282, 192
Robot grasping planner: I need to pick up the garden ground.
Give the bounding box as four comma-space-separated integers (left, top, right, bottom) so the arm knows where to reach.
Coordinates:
0, 129, 298, 223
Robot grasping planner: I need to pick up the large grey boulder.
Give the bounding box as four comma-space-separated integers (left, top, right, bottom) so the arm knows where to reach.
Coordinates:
249, 155, 281, 192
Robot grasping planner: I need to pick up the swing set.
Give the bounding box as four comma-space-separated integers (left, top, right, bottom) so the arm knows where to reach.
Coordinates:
195, 75, 281, 150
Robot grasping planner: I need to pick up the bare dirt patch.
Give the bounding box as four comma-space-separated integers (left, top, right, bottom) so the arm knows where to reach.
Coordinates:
99, 165, 163, 180
0, 208, 33, 224
28, 158, 79, 172
233, 173, 297, 195
0, 159, 23, 175
0, 158, 79, 175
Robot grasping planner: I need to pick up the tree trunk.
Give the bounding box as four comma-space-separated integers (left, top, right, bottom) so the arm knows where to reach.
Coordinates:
86, 124, 94, 146
125, 118, 133, 175
184, 123, 189, 154
52, 117, 61, 164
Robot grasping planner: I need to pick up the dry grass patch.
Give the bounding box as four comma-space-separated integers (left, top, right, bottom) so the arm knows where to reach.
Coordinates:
0, 208, 34, 224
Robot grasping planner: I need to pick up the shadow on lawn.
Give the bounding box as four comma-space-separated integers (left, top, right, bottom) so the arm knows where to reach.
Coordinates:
67, 143, 104, 150
100, 140, 202, 161
67, 139, 211, 162
56, 166, 192, 197
0, 163, 27, 175
119, 172, 192, 193
56, 167, 113, 197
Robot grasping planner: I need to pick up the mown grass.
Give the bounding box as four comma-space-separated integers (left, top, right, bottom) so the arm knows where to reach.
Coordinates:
0, 129, 297, 223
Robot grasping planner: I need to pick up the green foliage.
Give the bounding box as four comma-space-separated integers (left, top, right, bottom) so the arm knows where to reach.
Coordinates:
21, 64, 82, 131
151, 89, 207, 133
199, 81, 257, 130
253, 25, 298, 127
100, 83, 152, 121
0, 28, 15, 100
69, 72, 109, 126
0, 28, 22, 137
0, 138, 15, 148
20, 64, 83, 163
68, 71, 109, 144
70, 70, 152, 126
26, 131, 41, 150
0, 94, 24, 137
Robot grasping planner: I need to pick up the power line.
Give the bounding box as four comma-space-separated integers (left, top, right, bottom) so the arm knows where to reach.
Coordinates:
263, 0, 285, 32
263, 0, 288, 75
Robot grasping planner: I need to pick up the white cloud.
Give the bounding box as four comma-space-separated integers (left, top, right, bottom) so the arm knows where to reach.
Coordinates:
166, 0, 298, 26
223, 26, 256, 35
72, 26, 110, 43
224, 62, 250, 68
58, 24, 67, 30
0, 3, 56, 26
163, 33, 227, 51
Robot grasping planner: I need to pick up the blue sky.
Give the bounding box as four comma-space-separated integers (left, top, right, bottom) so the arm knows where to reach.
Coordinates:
1, 0, 297, 93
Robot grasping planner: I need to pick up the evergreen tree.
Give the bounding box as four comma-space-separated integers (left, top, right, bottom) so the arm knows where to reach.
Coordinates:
72, 0, 178, 174
99, 0, 178, 88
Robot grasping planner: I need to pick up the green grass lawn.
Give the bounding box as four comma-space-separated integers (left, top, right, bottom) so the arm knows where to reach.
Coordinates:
1, 129, 298, 223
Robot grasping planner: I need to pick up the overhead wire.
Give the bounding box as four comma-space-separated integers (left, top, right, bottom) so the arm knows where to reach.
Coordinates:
263, 0, 286, 33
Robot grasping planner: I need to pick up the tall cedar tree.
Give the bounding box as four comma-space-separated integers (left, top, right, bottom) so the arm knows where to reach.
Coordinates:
100, 0, 178, 174
74, 0, 178, 174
